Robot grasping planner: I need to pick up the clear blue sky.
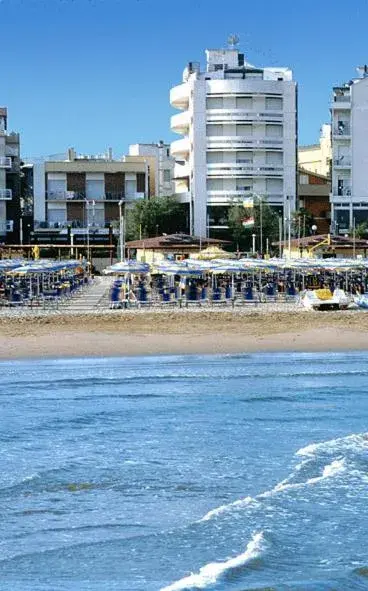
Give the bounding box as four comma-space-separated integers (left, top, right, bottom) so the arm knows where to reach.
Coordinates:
2, 0, 368, 157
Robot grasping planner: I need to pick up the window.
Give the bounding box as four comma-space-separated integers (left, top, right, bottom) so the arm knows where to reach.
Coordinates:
207, 124, 223, 136
206, 97, 223, 109
266, 125, 282, 138
48, 209, 66, 224
125, 179, 136, 198
47, 174, 66, 197
236, 97, 253, 109
214, 64, 223, 71
163, 170, 171, 183
86, 179, 104, 200
265, 97, 283, 110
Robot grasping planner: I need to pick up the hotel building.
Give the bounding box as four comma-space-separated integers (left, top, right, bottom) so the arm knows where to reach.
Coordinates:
31, 148, 148, 245
170, 44, 297, 237
331, 66, 368, 234
0, 107, 21, 242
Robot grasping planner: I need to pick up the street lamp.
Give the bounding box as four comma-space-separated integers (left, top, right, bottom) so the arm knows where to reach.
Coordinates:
252, 233, 256, 254
118, 199, 125, 262
311, 224, 317, 235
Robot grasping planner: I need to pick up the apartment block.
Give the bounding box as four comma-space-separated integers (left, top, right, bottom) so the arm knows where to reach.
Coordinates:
0, 107, 21, 243
170, 43, 297, 237
331, 66, 368, 233
31, 148, 148, 244
128, 141, 175, 197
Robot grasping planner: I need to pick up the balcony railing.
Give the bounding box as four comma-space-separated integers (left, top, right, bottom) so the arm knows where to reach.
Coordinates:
333, 158, 351, 166
34, 220, 110, 230
333, 126, 350, 136
333, 187, 352, 196
46, 191, 138, 201
207, 136, 283, 148
0, 157, 11, 168
333, 95, 350, 103
207, 163, 283, 176
0, 189, 12, 200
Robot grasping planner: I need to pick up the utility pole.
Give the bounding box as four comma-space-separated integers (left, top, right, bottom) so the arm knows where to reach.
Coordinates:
118, 199, 125, 262
279, 216, 282, 258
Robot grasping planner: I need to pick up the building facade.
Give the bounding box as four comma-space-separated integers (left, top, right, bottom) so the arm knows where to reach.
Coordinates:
331, 66, 368, 234
0, 107, 21, 243
170, 45, 297, 237
298, 124, 331, 178
31, 148, 148, 245
128, 141, 175, 197
298, 167, 331, 234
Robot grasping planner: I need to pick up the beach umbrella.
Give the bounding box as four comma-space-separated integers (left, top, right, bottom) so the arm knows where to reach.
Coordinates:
195, 246, 236, 261
103, 261, 150, 275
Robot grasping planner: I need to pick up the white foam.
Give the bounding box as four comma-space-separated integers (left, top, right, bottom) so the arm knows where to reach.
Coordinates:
198, 496, 254, 522
160, 531, 265, 591
296, 432, 368, 458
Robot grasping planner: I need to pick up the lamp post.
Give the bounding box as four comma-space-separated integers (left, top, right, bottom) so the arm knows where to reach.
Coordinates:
84, 199, 90, 263
118, 199, 125, 262
252, 233, 256, 254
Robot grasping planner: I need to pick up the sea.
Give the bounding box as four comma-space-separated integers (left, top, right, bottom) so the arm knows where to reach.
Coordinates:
1, 352, 368, 591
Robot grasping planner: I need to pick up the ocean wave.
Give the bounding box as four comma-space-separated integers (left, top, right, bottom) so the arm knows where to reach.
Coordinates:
296, 432, 368, 458
160, 531, 265, 591
197, 433, 358, 523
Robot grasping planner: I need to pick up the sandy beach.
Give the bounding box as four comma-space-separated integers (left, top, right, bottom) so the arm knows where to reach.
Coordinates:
0, 307, 368, 359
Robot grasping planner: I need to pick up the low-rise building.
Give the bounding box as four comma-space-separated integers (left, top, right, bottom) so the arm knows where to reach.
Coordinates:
30, 148, 148, 245
126, 233, 228, 263
0, 107, 21, 243
298, 167, 331, 234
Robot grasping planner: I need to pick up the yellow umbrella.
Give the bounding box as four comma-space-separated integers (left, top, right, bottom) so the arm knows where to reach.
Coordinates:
195, 246, 236, 261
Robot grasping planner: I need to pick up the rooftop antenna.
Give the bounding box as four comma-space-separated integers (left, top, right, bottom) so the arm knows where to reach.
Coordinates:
228, 34, 239, 49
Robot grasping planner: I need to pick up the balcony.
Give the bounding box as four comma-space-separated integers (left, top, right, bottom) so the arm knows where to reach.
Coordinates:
332, 95, 351, 110
0, 157, 11, 168
46, 191, 138, 201
171, 111, 190, 134
171, 137, 190, 158
0, 189, 12, 200
174, 191, 191, 204
333, 158, 351, 168
126, 192, 145, 202
173, 162, 190, 179
34, 220, 109, 230
207, 109, 283, 123
207, 163, 283, 176
333, 126, 351, 138
170, 84, 190, 110
207, 136, 283, 150
333, 186, 352, 197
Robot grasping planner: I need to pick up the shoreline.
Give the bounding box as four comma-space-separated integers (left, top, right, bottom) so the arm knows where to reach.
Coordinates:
1, 310, 368, 360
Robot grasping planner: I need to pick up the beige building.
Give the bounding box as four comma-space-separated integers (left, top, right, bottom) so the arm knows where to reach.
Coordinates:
32, 148, 148, 244
298, 124, 332, 178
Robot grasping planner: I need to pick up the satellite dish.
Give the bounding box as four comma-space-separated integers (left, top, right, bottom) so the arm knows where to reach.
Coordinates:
228, 34, 239, 49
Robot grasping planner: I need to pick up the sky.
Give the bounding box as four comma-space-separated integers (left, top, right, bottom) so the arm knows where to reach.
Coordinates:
2, 0, 368, 158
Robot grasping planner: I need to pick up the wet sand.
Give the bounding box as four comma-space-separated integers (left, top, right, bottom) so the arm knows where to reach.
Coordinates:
0, 310, 367, 359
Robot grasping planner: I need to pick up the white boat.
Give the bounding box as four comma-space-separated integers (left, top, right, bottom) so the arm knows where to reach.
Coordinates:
300, 288, 349, 311
355, 293, 368, 309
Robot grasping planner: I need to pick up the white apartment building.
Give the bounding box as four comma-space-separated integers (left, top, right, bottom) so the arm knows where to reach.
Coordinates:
170, 45, 297, 237
128, 141, 175, 197
331, 66, 368, 234
0, 107, 20, 240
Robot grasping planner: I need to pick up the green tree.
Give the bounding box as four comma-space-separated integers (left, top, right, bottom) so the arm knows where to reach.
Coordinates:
291, 207, 315, 237
352, 221, 368, 239
227, 198, 279, 254
125, 196, 189, 241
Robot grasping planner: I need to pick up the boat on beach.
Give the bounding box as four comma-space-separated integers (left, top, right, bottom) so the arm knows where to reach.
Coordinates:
355, 293, 368, 309
300, 288, 349, 311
